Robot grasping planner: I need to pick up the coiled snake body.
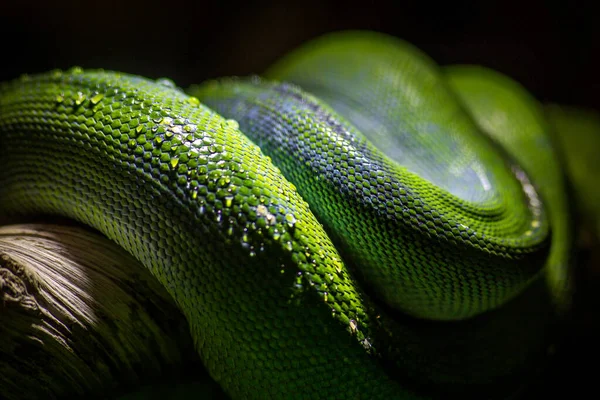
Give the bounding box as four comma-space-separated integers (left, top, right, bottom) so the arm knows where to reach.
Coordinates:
0, 31, 571, 399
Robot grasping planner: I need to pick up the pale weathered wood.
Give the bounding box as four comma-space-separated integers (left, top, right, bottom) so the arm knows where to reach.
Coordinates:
0, 224, 201, 399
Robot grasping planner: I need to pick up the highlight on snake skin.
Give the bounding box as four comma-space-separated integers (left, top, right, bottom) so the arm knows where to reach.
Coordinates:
1, 30, 592, 400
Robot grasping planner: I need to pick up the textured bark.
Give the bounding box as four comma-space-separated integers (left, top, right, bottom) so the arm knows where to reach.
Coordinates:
0, 224, 199, 399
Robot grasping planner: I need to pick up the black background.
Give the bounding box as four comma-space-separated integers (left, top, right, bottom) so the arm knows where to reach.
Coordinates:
1, 0, 599, 112
1, 0, 598, 397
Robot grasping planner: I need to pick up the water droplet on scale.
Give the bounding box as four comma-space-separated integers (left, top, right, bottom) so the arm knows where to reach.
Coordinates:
349, 319, 357, 333
187, 96, 200, 106
75, 92, 86, 105
184, 124, 197, 133
285, 213, 296, 228
225, 119, 239, 130
90, 92, 104, 104
241, 234, 251, 250
156, 78, 176, 88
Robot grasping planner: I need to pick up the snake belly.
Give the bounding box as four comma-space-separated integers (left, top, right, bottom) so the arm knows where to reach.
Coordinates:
0, 31, 570, 399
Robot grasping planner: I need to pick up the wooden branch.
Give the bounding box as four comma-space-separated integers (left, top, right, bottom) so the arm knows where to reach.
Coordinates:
0, 224, 206, 399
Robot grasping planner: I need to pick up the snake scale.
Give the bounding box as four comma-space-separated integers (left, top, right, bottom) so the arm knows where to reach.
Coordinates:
0, 31, 571, 399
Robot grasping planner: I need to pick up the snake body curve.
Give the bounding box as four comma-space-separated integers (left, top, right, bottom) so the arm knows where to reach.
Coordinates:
0, 31, 570, 399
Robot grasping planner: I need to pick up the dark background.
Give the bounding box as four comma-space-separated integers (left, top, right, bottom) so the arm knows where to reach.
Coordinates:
1, 0, 598, 397
0, 0, 598, 112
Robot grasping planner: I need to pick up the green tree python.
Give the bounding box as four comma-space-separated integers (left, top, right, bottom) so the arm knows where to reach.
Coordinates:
0, 31, 576, 399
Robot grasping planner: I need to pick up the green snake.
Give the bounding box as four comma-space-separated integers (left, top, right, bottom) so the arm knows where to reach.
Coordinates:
0, 31, 572, 399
